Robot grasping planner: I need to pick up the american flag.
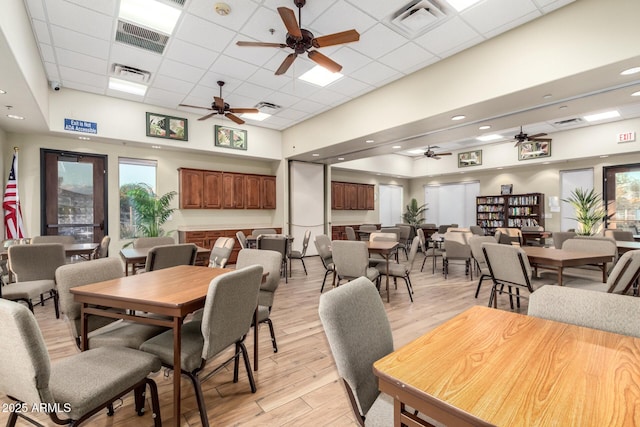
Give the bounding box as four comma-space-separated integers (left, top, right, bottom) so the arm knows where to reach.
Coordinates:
3, 152, 25, 239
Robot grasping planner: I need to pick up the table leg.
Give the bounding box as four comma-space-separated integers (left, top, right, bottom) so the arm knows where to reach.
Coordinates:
172, 316, 183, 427
125, 261, 131, 276
385, 252, 390, 303
601, 263, 607, 283
558, 267, 564, 286
253, 307, 259, 371
80, 304, 88, 351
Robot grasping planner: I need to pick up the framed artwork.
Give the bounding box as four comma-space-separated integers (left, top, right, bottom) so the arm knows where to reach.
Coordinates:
501, 184, 513, 195
458, 150, 482, 168
518, 140, 550, 160
215, 125, 247, 150
146, 113, 188, 141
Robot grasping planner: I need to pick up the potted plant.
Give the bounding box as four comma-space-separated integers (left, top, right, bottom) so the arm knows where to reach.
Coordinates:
126, 183, 177, 238
562, 188, 608, 236
402, 198, 428, 227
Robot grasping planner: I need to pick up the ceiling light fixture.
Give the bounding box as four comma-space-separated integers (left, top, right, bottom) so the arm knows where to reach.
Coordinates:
408, 149, 425, 154
0, 89, 6, 94
299, 66, 343, 87
312, 153, 320, 157
621, 67, 640, 76
446, 0, 482, 12
365, 139, 374, 143
241, 112, 271, 121
451, 115, 466, 121
108, 77, 147, 96
7, 114, 24, 120
479, 125, 491, 130
583, 110, 620, 122
392, 145, 401, 149
214, 3, 231, 16
632, 91, 640, 97
338, 157, 345, 161
119, 0, 181, 35
477, 134, 502, 142
78, 136, 91, 140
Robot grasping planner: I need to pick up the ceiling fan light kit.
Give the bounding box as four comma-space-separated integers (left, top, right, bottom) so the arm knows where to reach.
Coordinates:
424, 145, 452, 159
236, 0, 360, 76
512, 126, 552, 146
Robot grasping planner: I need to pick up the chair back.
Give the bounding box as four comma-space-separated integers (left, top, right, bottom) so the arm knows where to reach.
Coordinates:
605, 250, 640, 293
0, 299, 53, 407
369, 232, 398, 243
200, 265, 263, 360
314, 234, 333, 268
406, 235, 421, 270
469, 225, 484, 236
209, 237, 235, 268
552, 231, 576, 249
496, 228, 522, 245
8, 243, 65, 282
332, 240, 369, 279
469, 235, 497, 272
31, 235, 75, 244
252, 228, 277, 237
344, 226, 357, 241
318, 277, 393, 419
297, 229, 311, 256
95, 235, 110, 258
604, 229, 635, 242
145, 243, 197, 272
236, 249, 282, 307
133, 236, 175, 248
55, 258, 124, 339
380, 227, 400, 239
482, 242, 532, 286
257, 235, 287, 260
563, 237, 618, 270
521, 225, 544, 232
417, 228, 427, 252
438, 225, 451, 233
359, 225, 377, 232
396, 224, 411, 240
236, 231, 248, 248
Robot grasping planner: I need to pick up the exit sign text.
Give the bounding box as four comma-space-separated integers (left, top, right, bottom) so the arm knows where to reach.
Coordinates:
617, 131, 636, 143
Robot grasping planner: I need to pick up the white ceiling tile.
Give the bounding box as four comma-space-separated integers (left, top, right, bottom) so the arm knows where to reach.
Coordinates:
156, 59, 206, 84
164, 39, 219, 70
58, 65, 106, 88
276, 108, 310, 120
439, 35, 484, 58
199, 74, 243, 92
292, 98, 326, 113
311, 89, 349, 106
540, 0, 576, 13
378, 42, 436, 73
350, 61, 399, 85
55, 48, 107, 75
264, 91, 302, 108
262, 0, 332, 25
461, 0, 539, 35
25, 0, 46, 21
50, 25, 110, 58
224, 92, 261, 109
264, 51, 315, 76
482, 10, 541, 39
328, 76, 373, 96
64, 0, 117, 16
246, 68, 290, 91
151, 75, 193, 96
278, 80, 321, 98
31, 19, 51, 44
45, 0, 113, 40
186, 0, 261, 32
175, 15, 236, 53
330, 46, 374, 73
39, 43, 56, 63
355, 24, 408, 59
309, 1, 377, 36
145, 87, 186, 106
43, 61, 60, 80
63, 81, 104, 95
234, 81, 275, 100
209, 55, 259, 80
236, 6, 283, 41
345, 0, 412, 20
413, 17, 480, 56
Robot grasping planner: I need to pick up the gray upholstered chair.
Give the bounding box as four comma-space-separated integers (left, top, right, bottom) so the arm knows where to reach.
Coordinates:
468, 235, 496, 298
331, 240, 380, 288
0, 298, 162, 427
5, 243, 65, 318
374, 235, 420, 302
236, 249, 282, 358
417, 228, 443, 274
93, 235, 110, 259
469, 225, 485, 236
521, 225, 545, 246
236, 230, 248, 248
288, 229, 311, 275
369, 231, 399, 264
442, 231, 473, 280
31, 235, 76, 244
396, 224, 411, 259
314, 234, 334, 293
55, 258, 167, 349
344, 226, 357, 241
318, 277, 394, 426
208, 236, 235, 268
564, 249, 640, 293
257, 234, 288, 283
528, 285, 640, 338
563, 236, 618, 273
495, 227, 522, 245
604, 229, 635, 242
252, 228, 277, 237
552, 231, 576, 249
140, 265, 263, 427
132, 236, 175, 248
144, 243, 197, 272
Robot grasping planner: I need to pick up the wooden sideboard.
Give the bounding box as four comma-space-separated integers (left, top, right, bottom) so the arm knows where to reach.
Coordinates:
178, 227, 282, 264
178, 168, 276, 210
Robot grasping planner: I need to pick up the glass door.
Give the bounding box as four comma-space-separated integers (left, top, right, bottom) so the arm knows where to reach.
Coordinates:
41, 149, 107, 243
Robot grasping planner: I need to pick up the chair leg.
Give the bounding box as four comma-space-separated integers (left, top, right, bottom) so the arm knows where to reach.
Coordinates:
106, 403, 115, 416
301, 258, 307, 275
420, 255, 427, 272
239, 341, 257, 393
134, 383, 146, 415
145, 378, 163, 427
52, 290, 60, 319
404, 276, 413, 302
265, 318, 278, 353
187, 372, 210, 427
475, 276, 485, 298
6, 410, 17, 427
320, 270, 331, 293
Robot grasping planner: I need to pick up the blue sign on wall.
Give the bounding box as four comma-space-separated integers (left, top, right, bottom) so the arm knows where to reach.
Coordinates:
64, 118, 97, 134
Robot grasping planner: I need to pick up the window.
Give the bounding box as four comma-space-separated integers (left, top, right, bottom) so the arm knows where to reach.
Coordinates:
560, 168, 594, 232
119, 158, 157, 239
604, 164, 640, 233
379, 184, 403, 226
423, 181, 480, 227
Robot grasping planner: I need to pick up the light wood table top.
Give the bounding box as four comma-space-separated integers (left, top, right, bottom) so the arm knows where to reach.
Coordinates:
616, 240, 640, 254
119, 245, 211, 275
522, 246, 614, 285
374, 305, 640, 426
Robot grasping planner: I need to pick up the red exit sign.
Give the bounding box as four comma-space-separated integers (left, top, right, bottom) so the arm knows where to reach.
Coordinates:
617, 131, 636, 143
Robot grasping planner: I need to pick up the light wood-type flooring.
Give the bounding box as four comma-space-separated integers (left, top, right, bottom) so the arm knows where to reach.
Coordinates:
0, 253, 527, 426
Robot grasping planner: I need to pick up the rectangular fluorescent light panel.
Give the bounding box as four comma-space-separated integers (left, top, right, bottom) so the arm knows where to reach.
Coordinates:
109, 77, 147, 96
583, 110, 620, 122
446, 0, 482, 12
242, 112, 271, 121
408, 149, 426, 154
477, 134, 502, 142
119, 0, 181, 34
299, 66, 343, 87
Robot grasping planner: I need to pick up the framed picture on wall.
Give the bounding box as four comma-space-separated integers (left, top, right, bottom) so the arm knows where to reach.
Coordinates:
501, 184, 513, 195
146, 112, 188, 141
215, 125, 247, 150
458, 150, 482, 167
518, 140, 550, 160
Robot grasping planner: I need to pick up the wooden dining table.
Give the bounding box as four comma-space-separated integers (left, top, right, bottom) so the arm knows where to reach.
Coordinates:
616, 240, 640, 254
0, 242, 99, 260
521, 246, 614, 286
70, 265, 254, 427
119, 245, 211, 275
367, 240, 399, 303
374, 305, 640, 426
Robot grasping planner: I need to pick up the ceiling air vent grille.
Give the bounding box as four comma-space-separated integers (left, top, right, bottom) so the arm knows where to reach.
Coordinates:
168, 0, 185, 5
388, 0, 446, 36
115, 20, 169, 54
553, 118, 583, 127
112, 63, 151, 83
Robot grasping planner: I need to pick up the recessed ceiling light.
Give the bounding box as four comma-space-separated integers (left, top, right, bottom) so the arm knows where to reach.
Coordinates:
583, 110, 620, 122
446, 0, 481, 12
408, 149, 425, 154
152, 145, 161, 149
559, 105, 568, 110
337, 157, 345, 161
109, 77, 147, 96
497, 167, 504, 170
543, 94, 552, 99
299, 66, 343, 87
600, 155, 609, 158
312, 153, 320, 157
119, 0, 181, 34
632, 91, 640, 97
477, 134, 502, 142
241, 112, 271, 121
451, 115, 466, 121
621, 67, 640, 76
543, 162, 550, 165
392, 145, 401, 149
7, 114, 24, 120
365, 139, 374, 143
479, 125, 491, 130
78, 136, 91, 140
376, 173, 381, 176
0, 89, 6, 94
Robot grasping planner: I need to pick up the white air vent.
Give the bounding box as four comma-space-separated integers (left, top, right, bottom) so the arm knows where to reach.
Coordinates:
554, 118, 583, 127
255, 102, 281, 113
115, 20, 169, 54
389, 0, 446, 35
112, 64, 151, 83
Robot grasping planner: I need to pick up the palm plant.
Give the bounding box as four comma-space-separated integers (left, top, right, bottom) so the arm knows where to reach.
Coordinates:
402, 198, 428, 227
126, 183, 177, 238
562, 188, 608, 236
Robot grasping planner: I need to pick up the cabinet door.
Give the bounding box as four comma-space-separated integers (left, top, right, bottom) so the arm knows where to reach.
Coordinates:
365, 185, 375, 210
345, 183, 358, 210
203, 171, 222, 208
332, 182, 345, 210
357, 185, 366, 210
233, 174, 245, 208
179, 169, 203, 209
245, 175, 261, 209
261, 176, 276, 209
222, 173, 235, 209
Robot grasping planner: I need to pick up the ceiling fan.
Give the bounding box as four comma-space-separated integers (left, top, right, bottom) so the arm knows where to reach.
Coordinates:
236, 0, 360, 76
512, 126, 552, 147
424, 146, 452, 160
178, 81, 259, 125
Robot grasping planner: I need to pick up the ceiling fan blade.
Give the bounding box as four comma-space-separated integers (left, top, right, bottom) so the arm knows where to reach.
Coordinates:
179, 104, 212, 110
312, 29, 360, 48
198, 112, 217, 121
275, 53, 297, 75
528, 133, 547, 139
433, 156, 441, 160
236, 41, 287, 48
229, 108, 259, 114
531, 138, 552, 142
214, 96, 224, 110
514, 141, 522, 147
308, 50, 342, 73
277, 7, 302, 39
438, 152, 452, 156
225, 112, 245, 125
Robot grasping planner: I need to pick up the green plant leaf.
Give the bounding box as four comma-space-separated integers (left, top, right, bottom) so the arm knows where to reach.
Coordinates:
562, 188, 609, 236
126, 183, 176, 238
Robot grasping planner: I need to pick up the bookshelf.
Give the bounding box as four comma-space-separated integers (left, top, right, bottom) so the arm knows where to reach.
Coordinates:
477, 193, 544, 234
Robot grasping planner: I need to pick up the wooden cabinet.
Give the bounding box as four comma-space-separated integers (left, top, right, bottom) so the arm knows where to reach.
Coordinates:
179, 168, 275, 210
476, 193, 544, 234
331, 181, 375, 211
